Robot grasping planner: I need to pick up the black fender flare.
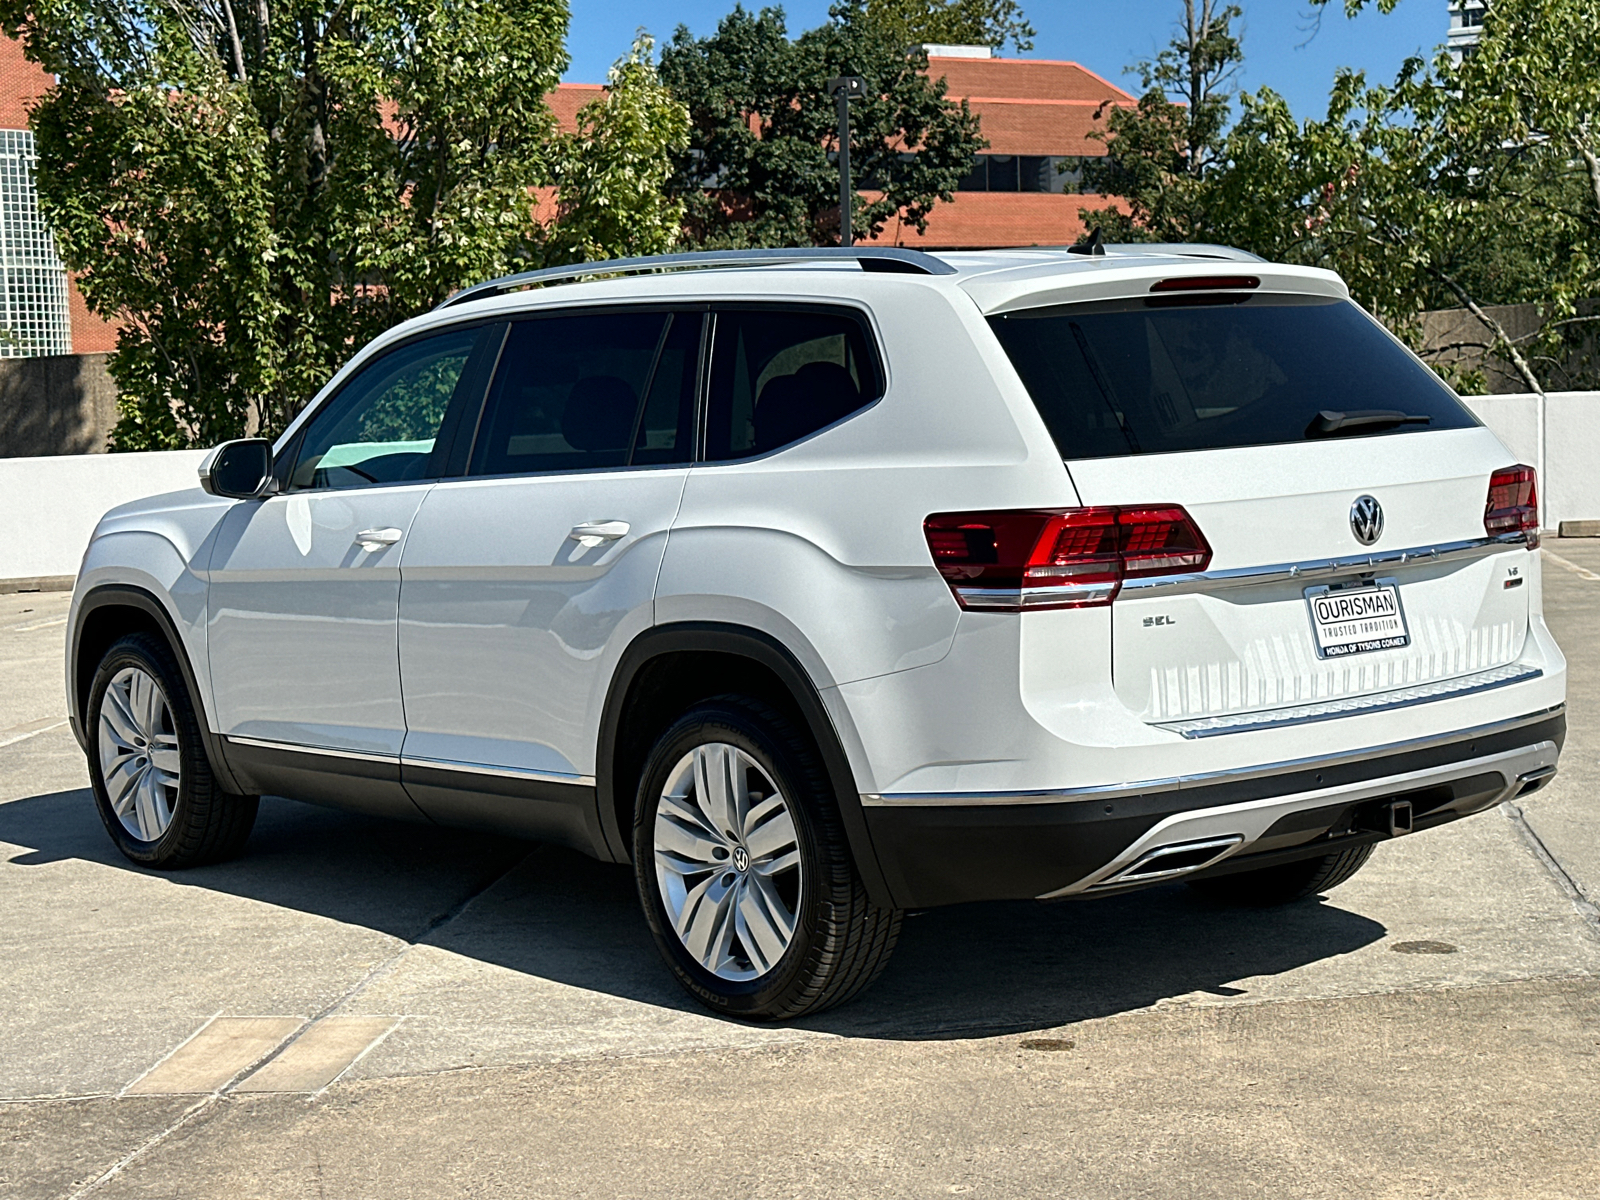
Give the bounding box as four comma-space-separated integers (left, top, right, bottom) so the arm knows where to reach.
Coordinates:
71, 583, 248, 796
596, 621, 895, 909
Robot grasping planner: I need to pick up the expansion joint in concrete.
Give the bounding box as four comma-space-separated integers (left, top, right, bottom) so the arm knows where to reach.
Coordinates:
1503, 801, 1600, 939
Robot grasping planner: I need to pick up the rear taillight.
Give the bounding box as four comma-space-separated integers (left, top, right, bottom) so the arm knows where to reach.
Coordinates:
924, 506, 1212, 611
1485, 464, 1539, 547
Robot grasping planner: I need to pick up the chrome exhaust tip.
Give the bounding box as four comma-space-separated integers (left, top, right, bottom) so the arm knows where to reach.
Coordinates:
1091, 834, 1245, 889
1514, 764, 1557, 797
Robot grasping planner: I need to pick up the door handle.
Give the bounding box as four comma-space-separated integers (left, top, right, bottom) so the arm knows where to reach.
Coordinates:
568, 520, 630, 549
354, 527, 404, 551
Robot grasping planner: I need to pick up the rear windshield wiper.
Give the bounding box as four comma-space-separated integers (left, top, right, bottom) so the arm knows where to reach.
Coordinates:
1305, 409, 1432, 438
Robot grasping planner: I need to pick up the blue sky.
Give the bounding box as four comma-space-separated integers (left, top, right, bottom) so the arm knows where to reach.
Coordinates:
565, 0, 1448, 120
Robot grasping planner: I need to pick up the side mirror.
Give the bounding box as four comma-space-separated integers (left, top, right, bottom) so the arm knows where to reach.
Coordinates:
199, 438, 278, 499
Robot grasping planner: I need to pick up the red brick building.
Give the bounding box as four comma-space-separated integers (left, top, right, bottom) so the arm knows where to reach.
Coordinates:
0, 38, 1132, 360
868, 50, 1136, 249
0, 33, 117, 355
543, 53, 1138, 250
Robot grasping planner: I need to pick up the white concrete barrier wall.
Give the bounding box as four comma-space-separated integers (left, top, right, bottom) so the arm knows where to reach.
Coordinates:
0, 450, 207, 581
1460, 391, 1600, 532
0, 391, 1596, 584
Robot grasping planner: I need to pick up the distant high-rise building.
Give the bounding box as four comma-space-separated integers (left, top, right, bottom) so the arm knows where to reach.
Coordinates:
1448, 1, 1489, 59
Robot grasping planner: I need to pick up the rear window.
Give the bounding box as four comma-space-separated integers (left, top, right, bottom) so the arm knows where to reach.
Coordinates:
988, 294, 1476, 459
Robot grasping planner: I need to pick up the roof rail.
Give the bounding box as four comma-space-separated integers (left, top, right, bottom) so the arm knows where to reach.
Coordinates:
435, 246, 957, 310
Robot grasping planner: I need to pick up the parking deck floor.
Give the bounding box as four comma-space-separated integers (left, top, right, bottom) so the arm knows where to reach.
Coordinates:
2, 543, 1598, 1198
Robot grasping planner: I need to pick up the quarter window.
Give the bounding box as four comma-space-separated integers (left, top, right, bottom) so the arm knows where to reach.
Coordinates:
704, 308, 881, 461
289, 327, 482, 491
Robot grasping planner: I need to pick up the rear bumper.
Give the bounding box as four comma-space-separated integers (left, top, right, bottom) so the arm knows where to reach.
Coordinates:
861, 708, 1564, 909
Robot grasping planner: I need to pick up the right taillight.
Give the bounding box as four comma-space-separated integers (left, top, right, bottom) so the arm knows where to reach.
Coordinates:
924, 505, 1211, 611
1485, 464, 1539, 547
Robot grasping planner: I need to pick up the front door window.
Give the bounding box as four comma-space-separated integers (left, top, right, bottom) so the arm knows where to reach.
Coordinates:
290, 327, 481, 490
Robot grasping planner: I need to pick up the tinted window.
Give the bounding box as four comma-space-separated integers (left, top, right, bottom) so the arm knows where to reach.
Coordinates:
705, 308, 881, 461
632, 312, 702, 466
469, 310, 696, 476
988, 295, 1476, 460
290, 327, 481, 490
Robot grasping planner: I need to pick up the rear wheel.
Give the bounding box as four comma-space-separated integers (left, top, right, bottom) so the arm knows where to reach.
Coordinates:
1187, 845, 1375, 906
87, 632, 259, 868
632, 696, 901, 1020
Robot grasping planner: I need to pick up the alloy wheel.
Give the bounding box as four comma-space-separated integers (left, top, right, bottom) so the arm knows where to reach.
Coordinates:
652, 742, 803, 981
97, 666, 181, 842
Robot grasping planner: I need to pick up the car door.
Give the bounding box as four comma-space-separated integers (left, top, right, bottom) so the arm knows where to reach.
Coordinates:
206, 321, 501, 818
396, 307, 701, 849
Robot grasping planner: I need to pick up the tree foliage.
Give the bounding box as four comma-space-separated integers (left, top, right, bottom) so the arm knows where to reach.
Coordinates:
1081, 0, 1242, 243
659, 3, 985, 248
860, 0, 1035, 54
1087, 0, 1600, 392
0, 0, 688, 448
547, 35, 692, 265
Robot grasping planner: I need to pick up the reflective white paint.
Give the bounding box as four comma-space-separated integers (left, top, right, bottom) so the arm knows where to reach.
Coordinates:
397, 470, 687, 778
206, 485, 433, 755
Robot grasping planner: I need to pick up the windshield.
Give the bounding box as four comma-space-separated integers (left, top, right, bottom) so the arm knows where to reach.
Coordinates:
987, 294, 1475, 459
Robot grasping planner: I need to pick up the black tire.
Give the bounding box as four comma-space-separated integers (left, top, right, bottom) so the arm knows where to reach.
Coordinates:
632, 696, 901, 1021
86, 632, 259, 869
1187, 844, 1375, 906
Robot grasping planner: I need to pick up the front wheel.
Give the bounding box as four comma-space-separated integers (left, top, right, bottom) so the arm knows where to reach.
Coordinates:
632, 697, 901, 1020
86, 632, 259, 868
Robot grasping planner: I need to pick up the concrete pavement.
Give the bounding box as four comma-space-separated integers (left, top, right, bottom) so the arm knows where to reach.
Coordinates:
1, 545, 1597, 1198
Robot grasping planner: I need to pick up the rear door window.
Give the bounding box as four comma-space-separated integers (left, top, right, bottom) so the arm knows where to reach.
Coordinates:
468, 310, 698, 476
704, 307, 883, 461
988, 295, 1476, 460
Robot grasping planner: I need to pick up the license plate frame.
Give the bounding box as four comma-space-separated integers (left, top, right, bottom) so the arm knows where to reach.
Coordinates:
1304, 578, 1411, 659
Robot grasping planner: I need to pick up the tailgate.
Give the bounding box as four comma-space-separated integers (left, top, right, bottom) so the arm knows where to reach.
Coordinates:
1067, 428, 1533, 727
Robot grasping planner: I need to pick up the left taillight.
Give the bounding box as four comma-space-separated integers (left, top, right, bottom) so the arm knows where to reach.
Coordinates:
1485, 464, 1539, 547
923, 505, 1212, 611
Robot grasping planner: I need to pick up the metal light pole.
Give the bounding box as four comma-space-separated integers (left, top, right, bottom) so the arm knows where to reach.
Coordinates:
827, 75, 866, 247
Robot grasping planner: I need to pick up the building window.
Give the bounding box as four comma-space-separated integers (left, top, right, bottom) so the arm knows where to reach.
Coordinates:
956, 154, 1098, 195
0, 129, 72, 358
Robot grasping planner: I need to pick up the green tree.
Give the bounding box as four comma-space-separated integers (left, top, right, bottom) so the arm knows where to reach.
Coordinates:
1089, 0, 1600, 391
659, 3, 985, 248
861, 0, 1035, 54
1, 1, 687, 449
547, 35, 693, 265
1218, 0, 1600, 391
1080, 0, 1243, 243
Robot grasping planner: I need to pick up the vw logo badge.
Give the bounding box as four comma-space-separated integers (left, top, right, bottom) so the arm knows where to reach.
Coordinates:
733, 846, 750, 873
1350, 495, 1384, 545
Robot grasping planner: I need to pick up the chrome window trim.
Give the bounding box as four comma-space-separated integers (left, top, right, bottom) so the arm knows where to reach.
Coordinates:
1116, 532, 1532, 598
858, 704, 1564, 808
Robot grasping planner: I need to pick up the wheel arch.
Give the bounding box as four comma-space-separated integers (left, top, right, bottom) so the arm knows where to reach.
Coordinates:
596, 621, 893, 907
71, 584, 246, 795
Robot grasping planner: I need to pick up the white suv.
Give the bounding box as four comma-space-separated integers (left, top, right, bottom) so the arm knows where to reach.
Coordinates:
67, 246, 1566, 1019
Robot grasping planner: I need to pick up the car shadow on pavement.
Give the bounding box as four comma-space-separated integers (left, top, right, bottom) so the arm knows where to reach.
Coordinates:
0, 788, 1387, 1039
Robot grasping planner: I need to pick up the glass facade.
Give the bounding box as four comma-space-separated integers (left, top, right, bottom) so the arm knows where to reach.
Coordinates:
0, 128, 72, 358
956, 154, 1097, 195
